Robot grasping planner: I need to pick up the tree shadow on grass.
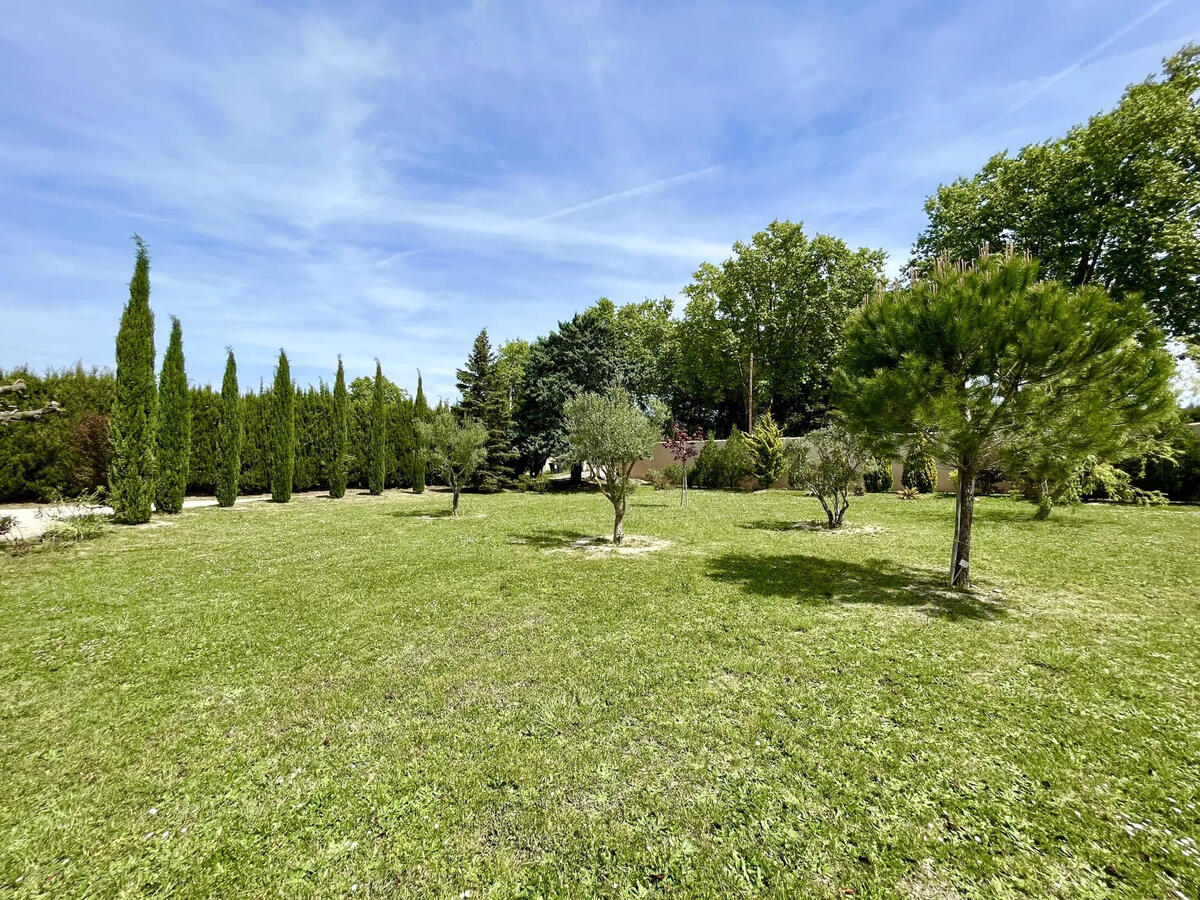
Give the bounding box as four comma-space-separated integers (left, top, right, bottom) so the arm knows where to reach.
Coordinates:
388, 507, 453, 519
509, 527, 596, 549
706, 552, 1007, 622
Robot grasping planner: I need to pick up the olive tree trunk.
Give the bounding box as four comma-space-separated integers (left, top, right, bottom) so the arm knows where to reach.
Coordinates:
951, 459, 976, 587
612, 498, 625, 545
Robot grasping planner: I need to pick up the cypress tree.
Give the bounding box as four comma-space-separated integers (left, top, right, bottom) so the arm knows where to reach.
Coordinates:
154, 316, 190, 513
412, 372, 429, 493
108, 235, 157, 524
368, 361, 387, 495
216, 350, 241, 507
330, 358, 349, 498
270, 349, 294, 502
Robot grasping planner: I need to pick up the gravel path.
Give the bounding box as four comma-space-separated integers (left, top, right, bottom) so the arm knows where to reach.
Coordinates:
1, 495, 265, 541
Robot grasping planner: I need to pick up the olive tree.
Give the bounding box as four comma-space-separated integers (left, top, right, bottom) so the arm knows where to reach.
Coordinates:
838, 250, 1175, 588
564, 388, 662, 545
786, 424, 873, 529
415, 408, 487, 516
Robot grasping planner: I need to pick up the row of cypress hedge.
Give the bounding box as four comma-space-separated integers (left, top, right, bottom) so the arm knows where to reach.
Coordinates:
0, 366, 429, 502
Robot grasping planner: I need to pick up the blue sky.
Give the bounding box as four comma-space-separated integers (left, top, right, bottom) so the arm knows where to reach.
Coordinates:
2, 0, 1198, 402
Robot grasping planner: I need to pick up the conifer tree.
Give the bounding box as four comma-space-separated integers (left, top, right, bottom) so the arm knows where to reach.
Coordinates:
368, 361, 387, 495
216, 350, 241, 507
109, 235, 157, 524
154, 316, 190, 513
901, 439, 938, 494
411, 372, 430, 493
746, 412, 785, 489
330, 358, 349, 499
456, 328, 516, 490
270, 350, 294, 502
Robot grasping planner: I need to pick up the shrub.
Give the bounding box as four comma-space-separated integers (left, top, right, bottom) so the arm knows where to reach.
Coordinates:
1127, 422, 1200, 504
746, 413, 785, 489
692, 436, 722, 488
901, 441, 938, 494
644, 468, 669, 490
897, 486, 920, 501
863, 457, 893, 493
723, 426, 755, 490
36, 489, 109, 546
516, 471, 552, 493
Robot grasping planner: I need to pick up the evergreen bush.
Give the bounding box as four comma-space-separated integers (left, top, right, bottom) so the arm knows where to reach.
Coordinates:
269, 350, 294, 502
215, 351, 241, 507
154, 317, 190, 514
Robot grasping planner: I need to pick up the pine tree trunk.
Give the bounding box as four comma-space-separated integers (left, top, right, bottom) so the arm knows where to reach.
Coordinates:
951, 459, 976, 588
612, 500, 625, 545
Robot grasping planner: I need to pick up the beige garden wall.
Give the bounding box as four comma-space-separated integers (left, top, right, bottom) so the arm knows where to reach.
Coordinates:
627, 438, 958, 492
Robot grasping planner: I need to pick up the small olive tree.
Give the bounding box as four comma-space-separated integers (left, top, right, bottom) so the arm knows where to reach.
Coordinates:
786, 424, 873, 529
415, 408, 488, 516
564, 388, 662, 545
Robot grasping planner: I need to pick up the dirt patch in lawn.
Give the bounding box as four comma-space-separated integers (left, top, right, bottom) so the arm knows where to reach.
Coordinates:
545, 534, 672, 557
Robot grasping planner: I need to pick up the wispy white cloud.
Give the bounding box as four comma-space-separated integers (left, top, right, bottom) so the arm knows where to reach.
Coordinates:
1, 0, 1196, 396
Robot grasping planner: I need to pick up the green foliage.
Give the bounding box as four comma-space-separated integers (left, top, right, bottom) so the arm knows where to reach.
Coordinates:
593, 296, 679, 405
1126, 420, 1200, 503
493, 339, 530, 421
35, 489, 109, 547
514, 471, 550, 493
0, 366, 115, 502
368, 362, 387, 495
269, 351, 294, 503
457, 328, 516, 490
901, 440, 938, 494
863, 457, 894, 493
676, 220, 885, 432
515, 310, 619, 475
839, 251, 1177, 585
644, 469, 669, 490
411, 374, 430, 493
913, 44, 1200, 340
154, 317, 190, 514
108, 235, 157, 524
216, 352, 241, 507
564, 387, 662, 544
786, 424, 873, 528
745, 412, 785, 489
329, 359, 348, 499
415, 408, 488, 515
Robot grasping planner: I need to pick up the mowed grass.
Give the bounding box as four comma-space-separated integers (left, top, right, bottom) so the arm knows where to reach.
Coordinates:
2, 488, 1199, 898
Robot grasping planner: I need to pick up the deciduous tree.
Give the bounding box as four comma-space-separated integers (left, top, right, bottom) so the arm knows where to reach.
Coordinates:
564, 388, 662, 544
913, 44, 1200, 343
416, 408, 487, 516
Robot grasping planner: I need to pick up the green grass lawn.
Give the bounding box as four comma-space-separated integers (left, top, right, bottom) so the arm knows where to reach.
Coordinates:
2, 488, 1199, 898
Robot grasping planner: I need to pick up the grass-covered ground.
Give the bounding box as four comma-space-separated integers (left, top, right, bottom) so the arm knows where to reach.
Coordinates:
2, 487, 1199, 898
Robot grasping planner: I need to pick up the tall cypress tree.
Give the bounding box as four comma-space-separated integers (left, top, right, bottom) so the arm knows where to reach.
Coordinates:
368, 360, 387, 495
216, 350, 241, 507
109, 235, 157, 524
412, 372, 429, 493
154, 316, 190, 514
270, 349, 294, 503
330, 358, 349, 499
